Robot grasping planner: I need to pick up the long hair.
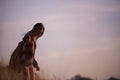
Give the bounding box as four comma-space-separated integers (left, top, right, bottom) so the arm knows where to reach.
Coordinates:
25, 23, 45, 37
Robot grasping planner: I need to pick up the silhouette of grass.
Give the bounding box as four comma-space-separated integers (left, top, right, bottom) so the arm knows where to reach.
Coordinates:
1, 61, 119, 80
0, 62, 40, 80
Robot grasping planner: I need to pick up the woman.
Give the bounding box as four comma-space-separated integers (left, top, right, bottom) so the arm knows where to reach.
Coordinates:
9, 23, 45, 80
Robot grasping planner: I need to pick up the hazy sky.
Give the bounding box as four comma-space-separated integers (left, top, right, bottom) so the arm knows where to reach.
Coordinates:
0, 0, 120, 80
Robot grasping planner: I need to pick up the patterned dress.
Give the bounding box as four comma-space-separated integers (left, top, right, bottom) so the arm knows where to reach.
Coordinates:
9, 35, 39, 73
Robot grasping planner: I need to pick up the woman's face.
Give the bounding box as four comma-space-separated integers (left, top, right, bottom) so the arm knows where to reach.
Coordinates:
37, 28, 44, 37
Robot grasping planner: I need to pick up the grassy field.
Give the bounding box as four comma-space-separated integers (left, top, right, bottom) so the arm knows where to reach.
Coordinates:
0, 62, 40, 80
0, 62, 60, 80
1, 62, 119, 80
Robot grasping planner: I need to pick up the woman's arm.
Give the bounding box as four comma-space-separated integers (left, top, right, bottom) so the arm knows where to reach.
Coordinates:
33, 59, 40, 71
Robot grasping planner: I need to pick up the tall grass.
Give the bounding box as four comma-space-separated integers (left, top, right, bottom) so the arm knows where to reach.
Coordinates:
0, 62, 40, 80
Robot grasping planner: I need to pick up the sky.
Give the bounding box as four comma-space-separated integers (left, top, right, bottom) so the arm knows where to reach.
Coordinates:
0, 0, 120, 80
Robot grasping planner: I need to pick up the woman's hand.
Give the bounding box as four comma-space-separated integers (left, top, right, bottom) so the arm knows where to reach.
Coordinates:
36, 65, 40, 71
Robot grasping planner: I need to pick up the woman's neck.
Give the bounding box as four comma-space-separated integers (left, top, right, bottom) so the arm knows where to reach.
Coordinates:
33, 36, 39, 42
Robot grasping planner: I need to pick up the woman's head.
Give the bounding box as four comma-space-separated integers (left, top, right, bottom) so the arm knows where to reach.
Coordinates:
27, 23, 45, 37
